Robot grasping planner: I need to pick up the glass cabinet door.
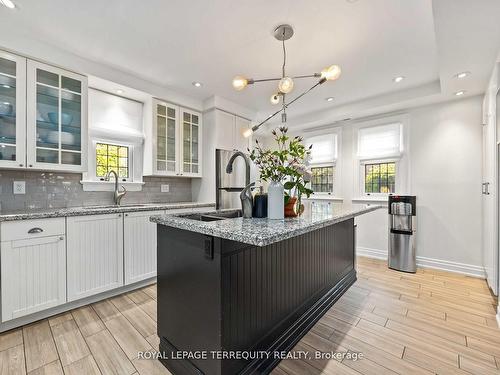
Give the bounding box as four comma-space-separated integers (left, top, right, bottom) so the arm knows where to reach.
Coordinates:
155, 101, 178, 175
0, 51, 26, 167
27, 60, 87, 171
181, 109, 201, 176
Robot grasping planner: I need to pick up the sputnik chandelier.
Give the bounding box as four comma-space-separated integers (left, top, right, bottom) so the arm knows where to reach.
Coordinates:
232, 24, 341, 137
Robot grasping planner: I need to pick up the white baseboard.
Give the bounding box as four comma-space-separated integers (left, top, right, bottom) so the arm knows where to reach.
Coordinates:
357, 247, 486, 278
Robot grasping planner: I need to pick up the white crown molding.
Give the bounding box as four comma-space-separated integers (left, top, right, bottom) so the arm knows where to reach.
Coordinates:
357, 247, 486, 278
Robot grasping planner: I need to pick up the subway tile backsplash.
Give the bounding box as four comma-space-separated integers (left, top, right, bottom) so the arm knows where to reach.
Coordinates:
0, 170, 192, 212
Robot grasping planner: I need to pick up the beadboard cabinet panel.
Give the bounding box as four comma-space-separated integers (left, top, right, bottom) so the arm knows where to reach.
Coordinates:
66, 214, 124, 301
123, 210, 160, 285
1, 234, 66, 322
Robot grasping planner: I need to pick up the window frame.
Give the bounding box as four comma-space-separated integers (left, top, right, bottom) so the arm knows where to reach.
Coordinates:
353, 115, 409, 200
304, 128, 342, 198
310, 162, 336, 195
95, 141, 131, 182
89, 139, 134, 183
359, 158, 400, 197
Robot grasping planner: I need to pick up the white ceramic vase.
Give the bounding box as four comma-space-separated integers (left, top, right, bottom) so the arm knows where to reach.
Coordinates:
268, 181, 284, 220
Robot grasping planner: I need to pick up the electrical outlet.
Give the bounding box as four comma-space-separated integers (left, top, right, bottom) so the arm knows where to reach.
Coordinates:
13, 181, 25, 195
161, 184, 170, 193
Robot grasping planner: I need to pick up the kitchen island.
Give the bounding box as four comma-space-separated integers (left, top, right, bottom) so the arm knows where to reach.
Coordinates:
150, 204, 380, 375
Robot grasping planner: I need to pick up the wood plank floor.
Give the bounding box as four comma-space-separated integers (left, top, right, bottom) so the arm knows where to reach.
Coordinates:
0, 257, 499, 374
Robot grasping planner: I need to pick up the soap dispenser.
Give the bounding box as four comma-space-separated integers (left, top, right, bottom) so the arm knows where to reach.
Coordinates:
252, 186, 268, 218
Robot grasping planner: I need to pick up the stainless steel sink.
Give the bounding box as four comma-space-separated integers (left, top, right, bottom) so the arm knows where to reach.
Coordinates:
180, 210, 243, 222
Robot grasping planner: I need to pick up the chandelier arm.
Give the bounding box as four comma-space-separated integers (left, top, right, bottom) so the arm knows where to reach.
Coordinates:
249, 74, 322, 84
251, 79, 325, 132
284, 80, 324, 108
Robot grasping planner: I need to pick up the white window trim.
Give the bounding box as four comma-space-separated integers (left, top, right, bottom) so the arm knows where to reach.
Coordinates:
81, 138, 145, 192
352, 115, 410, 200
303, 127, 343, 199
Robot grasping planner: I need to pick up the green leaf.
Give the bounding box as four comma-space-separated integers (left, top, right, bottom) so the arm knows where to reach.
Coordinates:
284, 181, 296, 190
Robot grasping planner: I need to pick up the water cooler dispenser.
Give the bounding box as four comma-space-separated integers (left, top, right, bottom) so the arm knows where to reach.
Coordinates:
388, 195, 416, 273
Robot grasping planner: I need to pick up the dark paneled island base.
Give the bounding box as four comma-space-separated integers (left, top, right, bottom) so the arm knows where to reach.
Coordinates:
156, 218, 357, 375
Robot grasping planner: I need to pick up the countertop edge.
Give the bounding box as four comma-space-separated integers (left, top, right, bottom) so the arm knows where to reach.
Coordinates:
0, 202, 216, 222
151, 205, 382, 247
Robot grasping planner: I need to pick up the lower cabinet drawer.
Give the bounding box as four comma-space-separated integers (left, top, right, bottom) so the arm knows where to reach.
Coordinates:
1, 235, 66, 322
1, 218, 65, 242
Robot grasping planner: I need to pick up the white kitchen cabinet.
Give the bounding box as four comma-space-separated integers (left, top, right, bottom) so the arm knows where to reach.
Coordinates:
147, 99, 202, 177
66, 213, 123, 301
0, 50, 26, 169
27, 60, 88, 172
180, 107, 202, 177
124, 210, 160, 284
1, 218, 66, 322
213, 109, 250, 152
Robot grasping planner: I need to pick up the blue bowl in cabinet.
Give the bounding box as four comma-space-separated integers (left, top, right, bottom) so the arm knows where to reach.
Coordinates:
48, 112, 73, 126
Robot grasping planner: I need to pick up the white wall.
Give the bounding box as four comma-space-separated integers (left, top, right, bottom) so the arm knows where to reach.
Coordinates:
297, 96, 484, 275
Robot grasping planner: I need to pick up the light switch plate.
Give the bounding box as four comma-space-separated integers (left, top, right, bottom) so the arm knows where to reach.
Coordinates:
13, 181, 26, 195
161, 184, 170, 193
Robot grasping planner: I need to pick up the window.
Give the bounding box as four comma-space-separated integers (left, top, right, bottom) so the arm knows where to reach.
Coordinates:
355, 120, 407, 197
364, 162, 396, 193
96, 142, 129, 179
305, 133, 338, 195
311, 166, 335, 193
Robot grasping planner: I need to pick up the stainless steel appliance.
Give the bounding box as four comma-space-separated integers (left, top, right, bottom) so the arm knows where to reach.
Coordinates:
216, 149, 251, 210
388, 195, 416, 273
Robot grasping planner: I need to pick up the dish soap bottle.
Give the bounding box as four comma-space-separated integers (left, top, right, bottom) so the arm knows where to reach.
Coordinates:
252, 186, 268, 218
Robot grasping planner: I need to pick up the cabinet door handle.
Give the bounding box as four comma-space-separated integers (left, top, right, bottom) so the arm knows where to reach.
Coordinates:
59, 236, 64, 240
28, 227, 43, 234
19, 163, 23, 167
28, 164, 33, 168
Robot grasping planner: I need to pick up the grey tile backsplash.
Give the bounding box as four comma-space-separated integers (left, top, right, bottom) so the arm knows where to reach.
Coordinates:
0, 170, 192, 211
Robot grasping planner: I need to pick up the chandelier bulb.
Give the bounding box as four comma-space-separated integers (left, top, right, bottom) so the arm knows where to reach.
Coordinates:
270, 93, 281, 105
321, 65, 342, 81
232, 76, 249, 91
278, 77, 294, 94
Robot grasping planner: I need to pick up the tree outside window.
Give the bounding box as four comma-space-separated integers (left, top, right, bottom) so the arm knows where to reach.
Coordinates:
364, 162, 395, 193
96, 143, 129, 179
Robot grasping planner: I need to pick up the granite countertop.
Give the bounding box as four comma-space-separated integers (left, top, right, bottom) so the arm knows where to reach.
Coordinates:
0, 202, 215, 222
150, 203, 382, 247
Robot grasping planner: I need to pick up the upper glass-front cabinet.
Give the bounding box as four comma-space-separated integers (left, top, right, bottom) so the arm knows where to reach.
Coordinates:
27, 60, 87, 172
0, 51, 26, 168
155, 101, 178, 175
181, 109, 201, 177
152, 99, 202, 177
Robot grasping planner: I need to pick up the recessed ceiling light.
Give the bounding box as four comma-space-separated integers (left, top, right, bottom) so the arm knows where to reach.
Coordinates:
0, 0, 16, 9
192, 82, 202, 88
455, 71, 471, 79
455, 90, 466, 96
325, 97, 334, 102
393, 76, 405, 83
116, 89, 124, 94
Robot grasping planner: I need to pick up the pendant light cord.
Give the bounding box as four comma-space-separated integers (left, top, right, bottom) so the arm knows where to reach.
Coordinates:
282, 31, 286, 78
